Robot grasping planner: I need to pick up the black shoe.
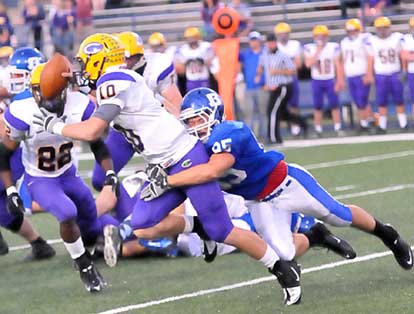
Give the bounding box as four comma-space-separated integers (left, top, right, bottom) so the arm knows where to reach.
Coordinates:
357, 126, 371, 135
269, 260, 301, 306
309, 222, 356, 260
25, 240, 56, 261
0, 231, 9, 255
103, 225, 122, 267
202, 240, 217, 263
79, 262, 105, 293
381, 224, 413, 270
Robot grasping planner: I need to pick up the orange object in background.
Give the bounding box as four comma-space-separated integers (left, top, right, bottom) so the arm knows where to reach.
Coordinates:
211, 7, 241, 120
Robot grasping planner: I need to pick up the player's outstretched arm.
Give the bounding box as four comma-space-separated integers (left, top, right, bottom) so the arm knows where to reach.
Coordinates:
168, 153, 235, 187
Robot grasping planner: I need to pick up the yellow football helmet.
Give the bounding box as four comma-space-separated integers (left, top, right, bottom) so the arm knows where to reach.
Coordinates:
76, 33, 125, 85
184, 27, 201, 39
116, 31, 144, 58
30, 63, 45, 104
345, 18, 362, 31
313, 25, 329, 36
274, 22, 291, 34
148, 32, 166, 46
409, 17, 414, 28
0, 46, 13, 59
374, 16, 391, 28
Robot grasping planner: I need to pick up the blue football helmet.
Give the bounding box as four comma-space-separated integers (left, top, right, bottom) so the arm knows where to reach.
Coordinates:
8, 47, 45, 94
180, 88, 225, 142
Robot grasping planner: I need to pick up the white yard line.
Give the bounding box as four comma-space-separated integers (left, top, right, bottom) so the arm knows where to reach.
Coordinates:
96, 247, 414, 314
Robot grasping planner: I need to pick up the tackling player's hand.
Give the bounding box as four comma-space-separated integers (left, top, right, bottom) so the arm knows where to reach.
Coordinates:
104, 170, 119, 194
6, 186, 25, 214
33, 108, 66, 135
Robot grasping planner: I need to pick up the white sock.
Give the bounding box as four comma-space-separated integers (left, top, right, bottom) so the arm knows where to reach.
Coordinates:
182, 215, 194, 233
379, 116, 387, 130
360, 119, 368, 127
397, 113, 407, 128
259, 244, 280, 268
64, 237, 86, 259
334, 123, 342, 131
315, 125, 323, 133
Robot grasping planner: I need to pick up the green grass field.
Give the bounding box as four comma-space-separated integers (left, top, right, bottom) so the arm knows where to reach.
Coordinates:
1, 140, 414, 314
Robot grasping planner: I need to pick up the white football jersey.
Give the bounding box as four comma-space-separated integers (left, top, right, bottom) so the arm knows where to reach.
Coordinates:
175, 41, 218, 82
4, 90, 95, 177
96, 68, 196, 167
143, 52, 176, 95
304, 42, 340, 80
402, 33, 414, 73
341, 33, 371, 77
277, 39, 302, 60
366, 32, 403, 75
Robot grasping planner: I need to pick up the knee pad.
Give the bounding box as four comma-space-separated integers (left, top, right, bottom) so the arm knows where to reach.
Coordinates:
6, 211, 24, 233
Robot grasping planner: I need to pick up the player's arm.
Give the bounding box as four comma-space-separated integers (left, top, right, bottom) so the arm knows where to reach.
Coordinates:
167, 153, 235, 187
304, 47, 321, 68
158, 75, 182, 118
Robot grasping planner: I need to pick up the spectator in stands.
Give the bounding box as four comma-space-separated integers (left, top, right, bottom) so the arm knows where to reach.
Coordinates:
50, 0, 76, 57
92, 0, 105, 10
238, 31, 268, 141
175, 27, 219, 93
147, 32, 177, 61
200, 0, 224, 41
358, 0, 390, 21
304, 25, 345, 137
0, 2, 12, 47
76, 0, 93, 45
256, 33, 307, 144
22, 0, 45, 51
228, 0, 253, 37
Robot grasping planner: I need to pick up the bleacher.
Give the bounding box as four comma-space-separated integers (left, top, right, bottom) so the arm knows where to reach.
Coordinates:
92, 0, 414, 47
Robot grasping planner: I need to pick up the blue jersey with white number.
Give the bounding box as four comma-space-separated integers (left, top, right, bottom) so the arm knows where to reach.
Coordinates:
205, 121, 284, 200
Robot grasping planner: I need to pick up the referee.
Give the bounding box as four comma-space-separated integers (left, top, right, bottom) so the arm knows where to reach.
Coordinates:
256, 33, 307, 144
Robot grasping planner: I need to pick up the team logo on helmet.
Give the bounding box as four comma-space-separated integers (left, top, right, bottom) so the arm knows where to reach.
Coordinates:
83, 42, 104, 55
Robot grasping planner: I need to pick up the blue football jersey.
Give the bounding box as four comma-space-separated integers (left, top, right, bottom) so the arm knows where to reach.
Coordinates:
205, 121, 284, 200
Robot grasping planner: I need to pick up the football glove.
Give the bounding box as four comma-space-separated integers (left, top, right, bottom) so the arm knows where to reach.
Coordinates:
6, 186, 25, 214
140, 177, 170, 201
104, 170, 119, 194
33, 108, 66, 135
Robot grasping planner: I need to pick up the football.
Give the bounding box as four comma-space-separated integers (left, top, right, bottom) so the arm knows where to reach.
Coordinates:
39, 53, 71, 100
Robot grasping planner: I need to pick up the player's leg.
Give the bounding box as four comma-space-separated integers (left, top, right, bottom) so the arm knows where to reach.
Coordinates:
327, 79, 342, 133
257, 89, 270, 141
390, 72, 407, 129
91, 128, 134, 191
274, 163, 413, 270
0, 191, 55, 259
311, 79, 324, 135
349, 76, 369, 131
375, 74, 389, 133
407, 72, 414, 122
26, 173, 105, 292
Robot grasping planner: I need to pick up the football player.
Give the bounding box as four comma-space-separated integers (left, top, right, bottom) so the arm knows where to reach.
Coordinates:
91, 31, 182, 194
340, 19, 373, 133
150, 88, 412, 275
401, 17, 414, 120
175, 27, 219, 93
365, 16, 407, 133
0, 62, 116, 293
274, 22, 303, 136
34, 33, 304, 306
147, 32, 178, 62
304, 25, 345, 136
0, 47, 55, 260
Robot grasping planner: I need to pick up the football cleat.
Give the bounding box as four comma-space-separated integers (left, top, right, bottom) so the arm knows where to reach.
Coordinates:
269, 260, 302, 306
103, 224, 122, 267
381, 224, 413, 270
310, 222, 356, 259
202, 240, 217, 263
25, 239, 56, 261
0, 231, 9, 255
79, 262, 105, 293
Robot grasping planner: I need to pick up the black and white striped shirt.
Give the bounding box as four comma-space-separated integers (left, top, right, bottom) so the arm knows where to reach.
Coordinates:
259, 48, 295, 88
